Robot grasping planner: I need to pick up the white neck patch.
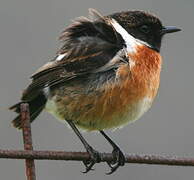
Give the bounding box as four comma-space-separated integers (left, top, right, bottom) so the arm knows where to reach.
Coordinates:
110, 18, 151, 53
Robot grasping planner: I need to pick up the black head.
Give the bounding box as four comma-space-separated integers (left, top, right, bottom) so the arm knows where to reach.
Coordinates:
108, 11, 181, 52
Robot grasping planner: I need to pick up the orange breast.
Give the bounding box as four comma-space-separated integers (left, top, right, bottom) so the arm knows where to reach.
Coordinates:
48, 45, 162, 131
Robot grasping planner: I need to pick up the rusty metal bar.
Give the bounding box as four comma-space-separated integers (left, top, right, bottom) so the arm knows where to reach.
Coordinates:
0, 149, 194, 167
21, 103, 36, 180
1, 102, 194, 178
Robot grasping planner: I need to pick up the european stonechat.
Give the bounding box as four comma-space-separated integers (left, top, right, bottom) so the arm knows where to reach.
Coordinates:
10, 9, 181, 174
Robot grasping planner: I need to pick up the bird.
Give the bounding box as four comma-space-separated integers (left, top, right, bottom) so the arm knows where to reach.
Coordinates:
10, 9, 181, 174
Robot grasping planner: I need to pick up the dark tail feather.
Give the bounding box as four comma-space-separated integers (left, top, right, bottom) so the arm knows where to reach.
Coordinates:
9, 93, 47, 129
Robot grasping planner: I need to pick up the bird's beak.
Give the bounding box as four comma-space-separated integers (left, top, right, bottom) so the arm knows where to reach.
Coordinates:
161, 26, 181, 35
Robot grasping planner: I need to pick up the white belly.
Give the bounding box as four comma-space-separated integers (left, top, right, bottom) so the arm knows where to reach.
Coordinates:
126, 97, 152, 122
45, 96, 153, 131
109, 96, 153, 130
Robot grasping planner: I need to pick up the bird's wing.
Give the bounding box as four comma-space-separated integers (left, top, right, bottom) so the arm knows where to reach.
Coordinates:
22, 10, 127, 101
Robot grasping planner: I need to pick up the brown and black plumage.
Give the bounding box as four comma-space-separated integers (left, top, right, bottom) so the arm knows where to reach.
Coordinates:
10, 9, 180, 174
10, 10, 120, 127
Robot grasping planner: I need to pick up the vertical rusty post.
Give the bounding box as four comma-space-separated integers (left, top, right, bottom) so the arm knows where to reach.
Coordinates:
20, 103, 36, 180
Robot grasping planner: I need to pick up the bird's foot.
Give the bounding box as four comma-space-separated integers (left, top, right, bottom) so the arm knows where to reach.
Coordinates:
82, 146, 101, 173
106, 146, 125, 175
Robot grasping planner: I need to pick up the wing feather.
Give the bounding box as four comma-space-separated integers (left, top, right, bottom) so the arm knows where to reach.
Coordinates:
22, 9, 126, 101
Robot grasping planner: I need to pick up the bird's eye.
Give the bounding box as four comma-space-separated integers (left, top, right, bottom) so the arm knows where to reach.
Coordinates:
140, 25, 151, 34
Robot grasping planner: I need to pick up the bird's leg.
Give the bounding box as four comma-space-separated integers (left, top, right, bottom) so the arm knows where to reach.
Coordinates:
99, 130, 125, 174
66, 120, 101, 173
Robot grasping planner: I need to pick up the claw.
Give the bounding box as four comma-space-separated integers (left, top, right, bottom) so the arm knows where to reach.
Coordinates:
82, 160, 95, 173
106, 165, 119, 175
106, 147, 125, 175
81, 146, 101, 173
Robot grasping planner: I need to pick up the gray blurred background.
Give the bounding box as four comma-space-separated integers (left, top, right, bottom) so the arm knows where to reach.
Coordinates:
0, 0, 194, 179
